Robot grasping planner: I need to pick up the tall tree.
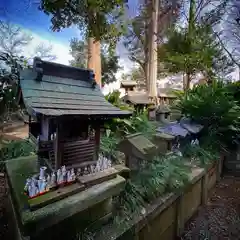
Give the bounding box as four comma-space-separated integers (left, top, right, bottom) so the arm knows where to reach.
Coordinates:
148, 0, 159, 101
161, 0, 232, 90
40, 0, 128, 87
123, 0, 181, 89
69, 38, 121, 85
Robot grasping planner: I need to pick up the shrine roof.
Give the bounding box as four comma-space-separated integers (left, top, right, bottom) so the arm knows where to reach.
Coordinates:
20, 58, 131, 118
120, 80, 137, 87
123, 92, 151, 105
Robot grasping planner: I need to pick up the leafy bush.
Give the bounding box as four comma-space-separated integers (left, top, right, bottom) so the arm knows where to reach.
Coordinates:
182, 144, 219, 167
105, 90, 133, 111
100, 133, 120, 161
114, 154, 191, 224
0, 139, 35, 161
175, 82, 240, 150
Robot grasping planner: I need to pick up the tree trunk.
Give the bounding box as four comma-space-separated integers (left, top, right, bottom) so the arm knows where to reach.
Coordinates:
188, 0, 196, 37
87, 38, 102, 88
94, 40, 102, 87
144, 0, 151, 91
148, 0, 159, 103
87, 37, 95, 70
183, 0, 196, 91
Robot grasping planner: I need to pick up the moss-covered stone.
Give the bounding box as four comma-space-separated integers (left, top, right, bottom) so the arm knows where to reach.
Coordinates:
6, 156, 126, 238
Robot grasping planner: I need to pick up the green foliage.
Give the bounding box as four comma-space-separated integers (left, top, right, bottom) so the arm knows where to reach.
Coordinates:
183, 144, 219, 167
161, 25, 233, 80
226, 81, 240, 104
176, 82, 240, 150
105, 90, 132, 110
69, 38, 87, 68
100, 133, 119, 161
0, 52, 28, 121
0, 140, 35, 161
114, 153, 191, 224
69, 39, 121, 85
40, 0, 128, 44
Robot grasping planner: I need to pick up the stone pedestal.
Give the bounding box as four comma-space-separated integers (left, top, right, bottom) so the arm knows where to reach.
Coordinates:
152, 133, 175, 154
6, 156, 126, 240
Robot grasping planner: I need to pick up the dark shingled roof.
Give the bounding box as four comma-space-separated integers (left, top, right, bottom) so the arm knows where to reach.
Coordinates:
123, 92, 151, 105
120, 81, 137, 87
20, 58, 131, 118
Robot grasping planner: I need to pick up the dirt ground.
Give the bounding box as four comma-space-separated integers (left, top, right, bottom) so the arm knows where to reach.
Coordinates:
1, 124, 28, 141
181, 176, 240, 240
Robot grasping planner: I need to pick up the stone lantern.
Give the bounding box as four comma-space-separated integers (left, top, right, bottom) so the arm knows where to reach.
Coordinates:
156, 104, 171, 123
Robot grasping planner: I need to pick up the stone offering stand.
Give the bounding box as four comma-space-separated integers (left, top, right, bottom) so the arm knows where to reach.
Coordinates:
6, 155, 126, 239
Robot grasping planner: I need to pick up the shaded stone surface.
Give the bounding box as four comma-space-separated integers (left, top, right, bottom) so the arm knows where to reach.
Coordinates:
6, 156, 126, 237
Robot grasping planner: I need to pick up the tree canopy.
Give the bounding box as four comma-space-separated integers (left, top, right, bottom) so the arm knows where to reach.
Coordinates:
40, 0, 128, 43
159, 0, 233, 89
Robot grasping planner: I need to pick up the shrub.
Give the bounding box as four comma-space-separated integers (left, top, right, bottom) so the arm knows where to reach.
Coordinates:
0, 139, 35, 161
175, 82, 240, 150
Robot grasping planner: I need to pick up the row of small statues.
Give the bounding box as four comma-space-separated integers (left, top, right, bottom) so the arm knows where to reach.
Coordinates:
24, 166, 76, 198
24, 155, 112, 198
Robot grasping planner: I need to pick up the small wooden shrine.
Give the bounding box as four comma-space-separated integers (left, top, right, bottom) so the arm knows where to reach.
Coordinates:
120, 80, 137, 94
123, 92, 152, 112
118, 133, 157, 170
20, 57, 132, 172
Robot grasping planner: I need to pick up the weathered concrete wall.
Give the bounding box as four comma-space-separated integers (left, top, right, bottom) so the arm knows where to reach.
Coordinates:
95, 159, 223, 240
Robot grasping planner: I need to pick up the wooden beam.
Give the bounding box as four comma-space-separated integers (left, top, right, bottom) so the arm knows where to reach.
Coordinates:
55, 119, 63, 170
94, 124, 101, 161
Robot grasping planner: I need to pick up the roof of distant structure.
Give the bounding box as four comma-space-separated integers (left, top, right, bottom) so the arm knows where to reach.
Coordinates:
20, 58, 131, 118
120, 80, 137, 87
157, 88, 177, 98
123, 92, 151, 105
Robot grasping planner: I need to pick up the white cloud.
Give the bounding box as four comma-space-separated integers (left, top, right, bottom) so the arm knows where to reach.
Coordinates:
20, 30, 73, 65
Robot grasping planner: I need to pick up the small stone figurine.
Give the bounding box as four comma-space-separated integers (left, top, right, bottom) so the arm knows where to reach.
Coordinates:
67, 171, 71, 182
107, 160, 112, 169
39, 176, 47, 193
39, 166, 47, 180
57, 169, 62, 184
76, 168, 81, 177
83, 167, 88, 175
61, 166, 67, 183
90, 165, 94, 174
24, 178, 31, 193
29, 180, 39, 198
50, 172, 57, 188
70, 168, 76, 181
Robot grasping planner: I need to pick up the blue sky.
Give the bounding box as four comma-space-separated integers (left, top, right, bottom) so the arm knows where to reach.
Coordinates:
0, 0, 139, 91
0, 0, 139, 45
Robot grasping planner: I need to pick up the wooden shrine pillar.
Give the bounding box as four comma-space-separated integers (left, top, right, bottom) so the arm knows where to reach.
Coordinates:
55, 119, 63, 170
94, 124, 101, 161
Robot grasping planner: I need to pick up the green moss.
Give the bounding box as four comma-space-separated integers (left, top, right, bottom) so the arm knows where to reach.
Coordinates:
6, 155, 126, 237
6, 155, 38, 210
